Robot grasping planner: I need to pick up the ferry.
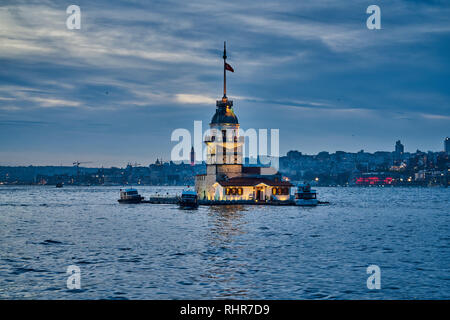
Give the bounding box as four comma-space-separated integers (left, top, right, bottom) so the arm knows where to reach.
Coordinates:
179, 189, 198, 209
118, 188, 144, 203
294, 183, 319, 206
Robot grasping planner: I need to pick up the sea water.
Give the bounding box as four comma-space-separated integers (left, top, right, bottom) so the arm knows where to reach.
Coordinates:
0, 185, 448, 299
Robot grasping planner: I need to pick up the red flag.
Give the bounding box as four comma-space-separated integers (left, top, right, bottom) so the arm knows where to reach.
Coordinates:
225, 62, 234, 72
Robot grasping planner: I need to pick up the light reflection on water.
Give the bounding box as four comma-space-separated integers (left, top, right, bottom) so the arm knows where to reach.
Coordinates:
0, 185, 449, 299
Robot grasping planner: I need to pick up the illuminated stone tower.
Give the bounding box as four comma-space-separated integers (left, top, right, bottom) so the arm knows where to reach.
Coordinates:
195, 43, 293, 201
206, 42, 243, 180
196, 42, 243, 199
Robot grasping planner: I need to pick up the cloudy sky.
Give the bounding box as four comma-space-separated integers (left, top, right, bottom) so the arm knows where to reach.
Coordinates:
0, 0, 449, 167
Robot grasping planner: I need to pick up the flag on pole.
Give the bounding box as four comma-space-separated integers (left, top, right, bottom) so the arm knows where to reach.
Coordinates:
225, 62, 234, 72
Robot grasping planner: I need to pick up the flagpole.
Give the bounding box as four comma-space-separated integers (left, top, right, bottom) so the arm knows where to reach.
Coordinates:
223, 41, 227, 98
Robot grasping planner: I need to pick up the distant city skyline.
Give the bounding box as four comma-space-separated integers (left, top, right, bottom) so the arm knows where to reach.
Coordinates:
1, 1, 449, 167
0, 137, 447, 168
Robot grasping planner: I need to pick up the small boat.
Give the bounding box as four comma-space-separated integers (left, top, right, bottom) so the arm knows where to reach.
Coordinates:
294, 183, 318, 206
179, 189, 198, 209
56, 183, 63, 188
118, 188, 144, 203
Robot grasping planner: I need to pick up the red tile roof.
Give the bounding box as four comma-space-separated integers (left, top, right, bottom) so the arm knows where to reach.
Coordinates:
218, 177, 292, 187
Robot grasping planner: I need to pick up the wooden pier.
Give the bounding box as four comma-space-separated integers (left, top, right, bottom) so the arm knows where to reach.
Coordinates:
142, 196, 179, 204
198, 199, 296, 206
139, 196, 329, 206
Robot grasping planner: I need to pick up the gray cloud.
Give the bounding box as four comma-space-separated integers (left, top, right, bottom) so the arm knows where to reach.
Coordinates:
0, 0, 449, 165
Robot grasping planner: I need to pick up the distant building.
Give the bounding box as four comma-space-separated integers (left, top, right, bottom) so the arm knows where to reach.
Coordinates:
286, 150, 302, 159
190, 146, 195, 166
445, 137, 450, 155
394, 140, 404, 165
395, 140, 404, 155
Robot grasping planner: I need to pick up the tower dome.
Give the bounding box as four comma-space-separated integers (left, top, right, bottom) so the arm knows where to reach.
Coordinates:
210, 42, 238, 126
210, 97, 238, 125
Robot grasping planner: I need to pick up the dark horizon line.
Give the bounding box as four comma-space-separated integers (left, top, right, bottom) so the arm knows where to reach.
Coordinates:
1, 147, 448, 169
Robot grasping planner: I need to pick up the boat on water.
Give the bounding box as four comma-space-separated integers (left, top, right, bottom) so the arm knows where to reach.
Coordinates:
118, 188, 144, 203
294, 183, 319, 206
179, 189, 198, 209
56, 183, 63, 188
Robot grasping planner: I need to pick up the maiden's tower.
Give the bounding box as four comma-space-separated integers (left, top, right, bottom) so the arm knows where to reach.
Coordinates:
195, 43, 293, 203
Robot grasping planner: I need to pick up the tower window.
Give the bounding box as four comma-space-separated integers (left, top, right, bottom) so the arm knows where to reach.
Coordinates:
226, 187, 243, 196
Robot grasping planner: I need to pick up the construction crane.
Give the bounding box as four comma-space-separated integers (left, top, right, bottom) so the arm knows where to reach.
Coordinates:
73, 161, 93, 183
127, 162, 141, 167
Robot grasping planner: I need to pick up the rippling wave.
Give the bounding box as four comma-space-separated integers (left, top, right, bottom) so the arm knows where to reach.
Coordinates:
0, 185, 449, 299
